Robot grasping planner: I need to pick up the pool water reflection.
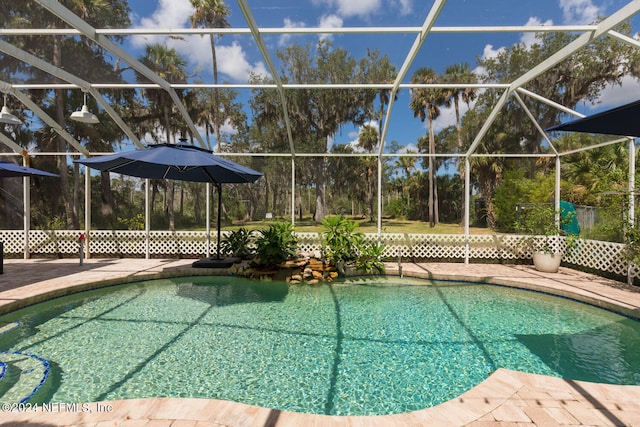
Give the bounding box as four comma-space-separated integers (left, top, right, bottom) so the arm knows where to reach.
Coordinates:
0, 276, 638, 415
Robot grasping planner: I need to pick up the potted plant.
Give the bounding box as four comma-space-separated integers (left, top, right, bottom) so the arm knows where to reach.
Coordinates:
515, 204, 564, 273
321, 215, 385, 276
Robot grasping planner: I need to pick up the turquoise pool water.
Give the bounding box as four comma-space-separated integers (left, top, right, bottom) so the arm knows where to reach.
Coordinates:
1, 276, 639, 415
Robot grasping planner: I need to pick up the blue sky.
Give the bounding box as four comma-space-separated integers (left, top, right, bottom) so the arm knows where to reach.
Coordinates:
123, 0, 640, 153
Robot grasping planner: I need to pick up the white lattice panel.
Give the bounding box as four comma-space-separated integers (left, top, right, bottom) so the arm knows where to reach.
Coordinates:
1, 229, 639, 282
28, 230, 84, 255
90, 230, 146, 256
0, 230, 25, 254
295, 232, 322, 254
562, 238, 628, 276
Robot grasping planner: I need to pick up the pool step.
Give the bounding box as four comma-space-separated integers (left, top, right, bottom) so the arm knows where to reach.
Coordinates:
0, 351, 50, 404
0, 322, 21, 335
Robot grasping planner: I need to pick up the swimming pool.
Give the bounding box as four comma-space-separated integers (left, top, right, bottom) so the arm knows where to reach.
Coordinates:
0, 276, 639, 416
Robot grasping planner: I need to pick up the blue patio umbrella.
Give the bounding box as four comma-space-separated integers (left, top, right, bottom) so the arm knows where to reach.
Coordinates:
546, 99, 640, 137
0, 161, 57, 274
0, 161, 59, 178
75, 144, 263, 265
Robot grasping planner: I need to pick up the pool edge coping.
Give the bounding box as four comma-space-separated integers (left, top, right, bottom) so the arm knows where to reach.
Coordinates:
2, 261, 640, 426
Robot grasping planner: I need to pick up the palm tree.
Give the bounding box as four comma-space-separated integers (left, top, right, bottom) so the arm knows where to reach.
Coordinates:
139, 43, 188, 231
190, 0, 231, 153
442, 63, 477, 226
410, 67, 445, 228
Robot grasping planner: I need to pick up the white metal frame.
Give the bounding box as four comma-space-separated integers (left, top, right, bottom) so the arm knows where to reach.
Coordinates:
1, 0, 639, 266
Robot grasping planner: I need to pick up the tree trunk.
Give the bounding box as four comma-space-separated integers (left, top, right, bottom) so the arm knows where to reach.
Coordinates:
314, 157, 326, 222
427, 120, 436, 228
73, 159, 80, 225
53, 35, 78, 229
366, 165, 375, 223
164, 107, 175, 231
455, 96, 466, 227
100, 170, 115, 228
194, 185, 201, 223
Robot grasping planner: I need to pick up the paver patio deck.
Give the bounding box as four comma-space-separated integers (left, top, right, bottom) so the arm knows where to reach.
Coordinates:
0, 258, 639, 426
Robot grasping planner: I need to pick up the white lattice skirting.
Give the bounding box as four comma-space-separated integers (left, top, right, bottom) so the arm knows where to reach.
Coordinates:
0, 230, 636, 282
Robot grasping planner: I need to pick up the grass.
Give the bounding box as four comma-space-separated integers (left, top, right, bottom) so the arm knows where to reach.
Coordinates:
223, 217, 495, 235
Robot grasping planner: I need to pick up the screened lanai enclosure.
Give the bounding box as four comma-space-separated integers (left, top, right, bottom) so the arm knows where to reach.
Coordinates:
2, 0, 640, 282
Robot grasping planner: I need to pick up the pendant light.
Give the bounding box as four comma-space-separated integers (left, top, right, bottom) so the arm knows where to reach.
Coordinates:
0, 93, 22, 126
70, 91, 99, 124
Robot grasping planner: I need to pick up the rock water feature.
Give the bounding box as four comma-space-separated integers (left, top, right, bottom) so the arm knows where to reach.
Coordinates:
232, 255, 340, 284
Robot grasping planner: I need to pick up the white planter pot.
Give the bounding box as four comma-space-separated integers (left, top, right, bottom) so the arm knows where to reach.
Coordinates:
532, 252, 562, 273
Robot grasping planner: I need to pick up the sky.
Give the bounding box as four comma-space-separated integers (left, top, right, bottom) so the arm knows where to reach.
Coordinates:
122, 0, 640, 154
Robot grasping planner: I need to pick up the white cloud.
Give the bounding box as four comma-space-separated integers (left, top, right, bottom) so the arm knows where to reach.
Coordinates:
335, 0, 381, 18
312, 0, 413, 19
559, 0, 600, 24
482, 44, 504, 61
279, 18, 306, 47
473, 44, 505, 78
397, 143, 418, 154
220, 118, 238, 135
318, 14, 344, 41
216, 42, 270, 81
346, 121, 380, 152
521, 17, 554, 48
394, 0, 412, 16
592, 75, 640, 109
130, 0, 193, 49
130, 0, 268, 83
433, 106, 457, 133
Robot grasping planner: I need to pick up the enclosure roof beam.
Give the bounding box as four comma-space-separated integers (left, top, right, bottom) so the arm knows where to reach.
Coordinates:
464, 89, 510, 157
0, 40, 143, 149
508, 0, 640, 91
0, 79, 89, 155
513, 91, 558, 155
516, 88, 585, 119
0, 24, 598, 37
33, 0, 205, 148
378, 0, 448, 158
237, 0, 296, 157
0, 130, 26, 154
608, 30, 640, 49
559, 137, 631, 156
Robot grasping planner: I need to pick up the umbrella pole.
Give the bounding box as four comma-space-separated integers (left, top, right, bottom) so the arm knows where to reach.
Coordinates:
217, 183, 222, 260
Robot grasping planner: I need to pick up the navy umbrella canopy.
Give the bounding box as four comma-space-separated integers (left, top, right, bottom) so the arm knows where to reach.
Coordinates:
75, 144, 263, 265
0, 161, 59, 178
75, 143, 263, 183
546, 100, 640, 137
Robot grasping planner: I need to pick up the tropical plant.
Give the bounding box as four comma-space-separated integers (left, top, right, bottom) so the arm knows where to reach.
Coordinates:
322, 215, 363, 266
220, 227, 256, 259
515, 203, 564, 254
623, 225, 640, 265
355, 242, 386, 275
321, 215, 385, 275
254, 221, 298, 267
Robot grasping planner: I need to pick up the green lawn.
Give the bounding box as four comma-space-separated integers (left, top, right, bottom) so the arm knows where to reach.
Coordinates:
224, 217, 495, 234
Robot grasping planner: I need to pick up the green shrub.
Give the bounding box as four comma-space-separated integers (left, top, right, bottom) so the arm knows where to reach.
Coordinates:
220, 227, 256, 259
321, 215, 385, 275
321, 215, 362, 265
254, 222, 298, 267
